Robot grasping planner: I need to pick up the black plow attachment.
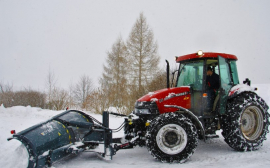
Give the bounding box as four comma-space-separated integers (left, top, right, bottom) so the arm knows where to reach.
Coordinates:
7, 110, 122, 168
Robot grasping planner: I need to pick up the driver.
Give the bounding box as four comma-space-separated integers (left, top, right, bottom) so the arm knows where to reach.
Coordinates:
206, 66, 219, 110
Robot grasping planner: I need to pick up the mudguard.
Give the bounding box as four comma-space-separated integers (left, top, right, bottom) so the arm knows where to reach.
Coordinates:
228, 84, 257, 99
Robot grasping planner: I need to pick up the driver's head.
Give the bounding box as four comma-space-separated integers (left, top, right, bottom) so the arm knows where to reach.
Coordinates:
207, 66, 213, 76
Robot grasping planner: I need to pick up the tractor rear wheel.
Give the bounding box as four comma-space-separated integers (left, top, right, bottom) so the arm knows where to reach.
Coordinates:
146, 113, 198, 163
222, 92, 269, 151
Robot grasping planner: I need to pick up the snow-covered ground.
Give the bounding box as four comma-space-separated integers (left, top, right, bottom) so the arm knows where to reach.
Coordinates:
0, 84, 270, 168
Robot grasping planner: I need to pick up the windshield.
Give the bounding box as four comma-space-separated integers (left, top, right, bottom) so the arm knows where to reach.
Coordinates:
177, 60, 204, 90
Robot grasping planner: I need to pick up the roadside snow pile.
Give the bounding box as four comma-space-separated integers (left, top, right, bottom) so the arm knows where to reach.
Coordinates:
0, 106, 63, 168
0, 105, 63, 119
0, 84, 269, 168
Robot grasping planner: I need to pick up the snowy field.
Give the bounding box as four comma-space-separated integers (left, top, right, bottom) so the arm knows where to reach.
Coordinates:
0, 84, 270, 168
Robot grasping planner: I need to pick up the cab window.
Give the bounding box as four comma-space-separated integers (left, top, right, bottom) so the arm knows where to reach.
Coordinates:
229, 60, 239, 85
177, 60, 204, 90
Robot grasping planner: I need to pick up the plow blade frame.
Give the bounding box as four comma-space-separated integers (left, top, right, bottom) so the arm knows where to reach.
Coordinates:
8, 110, 113, 168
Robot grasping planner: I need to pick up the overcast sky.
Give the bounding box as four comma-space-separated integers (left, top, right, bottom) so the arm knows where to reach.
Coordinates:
1, 0, 270, 91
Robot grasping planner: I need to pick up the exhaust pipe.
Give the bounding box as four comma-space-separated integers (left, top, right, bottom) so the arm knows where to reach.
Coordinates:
166, 60, 170, 89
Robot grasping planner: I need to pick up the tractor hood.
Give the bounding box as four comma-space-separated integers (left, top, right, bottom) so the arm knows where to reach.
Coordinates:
135, 87, 191, 115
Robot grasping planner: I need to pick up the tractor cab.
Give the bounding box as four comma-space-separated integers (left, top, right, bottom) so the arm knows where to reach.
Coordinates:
175, 51, 239, 116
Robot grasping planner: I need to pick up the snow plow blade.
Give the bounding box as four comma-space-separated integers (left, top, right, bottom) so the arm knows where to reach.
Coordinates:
7, 110, 114, 168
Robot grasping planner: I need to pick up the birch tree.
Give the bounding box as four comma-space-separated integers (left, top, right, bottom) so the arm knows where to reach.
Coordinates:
73, 75, 94, 109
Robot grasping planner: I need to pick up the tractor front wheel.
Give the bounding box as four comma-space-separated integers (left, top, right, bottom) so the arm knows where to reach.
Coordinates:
146, 113, 198, 163
222, 92, 269, 151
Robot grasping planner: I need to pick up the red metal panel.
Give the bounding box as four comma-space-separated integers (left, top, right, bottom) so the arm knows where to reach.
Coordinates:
138, 87, 191, 114
176, 52, 238, 62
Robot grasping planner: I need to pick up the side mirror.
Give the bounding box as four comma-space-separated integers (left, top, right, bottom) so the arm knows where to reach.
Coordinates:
243, 78, 251, 86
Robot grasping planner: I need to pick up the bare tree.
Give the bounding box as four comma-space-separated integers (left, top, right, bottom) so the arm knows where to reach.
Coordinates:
45, 70, 57, 109
146, 69, 167, 92
0, 81, 14, 107
99, 37, 129, 113
73, 75, 94, 109
127, 12, 160, 98
88, 13, 161, 114
0, 81, 13, 93
67, 83, 76, 109
0, 88, 46, 108
84, 88, 106, 114
50, 88, 69, 110
147, 64, 179, 92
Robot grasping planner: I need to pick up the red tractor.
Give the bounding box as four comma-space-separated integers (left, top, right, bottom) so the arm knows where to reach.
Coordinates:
122, 50, 269, 163
8, 51, 269, 167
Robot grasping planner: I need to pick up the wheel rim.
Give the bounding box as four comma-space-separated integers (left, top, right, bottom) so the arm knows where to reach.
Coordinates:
241, 106, 264, 141
156, 124, 187, 155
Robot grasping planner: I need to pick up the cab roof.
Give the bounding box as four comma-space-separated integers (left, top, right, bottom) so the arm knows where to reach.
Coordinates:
176, 51, 238, 63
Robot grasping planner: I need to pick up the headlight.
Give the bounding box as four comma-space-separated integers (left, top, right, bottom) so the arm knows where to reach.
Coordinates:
135, 108, 151, 115
134, 101, 159, 115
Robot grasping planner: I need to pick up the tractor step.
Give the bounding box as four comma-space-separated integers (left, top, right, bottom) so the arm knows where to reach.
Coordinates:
205, 134, 219, 139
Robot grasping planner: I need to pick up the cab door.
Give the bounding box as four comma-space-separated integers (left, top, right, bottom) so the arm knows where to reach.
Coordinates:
218, 56, 233, 114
